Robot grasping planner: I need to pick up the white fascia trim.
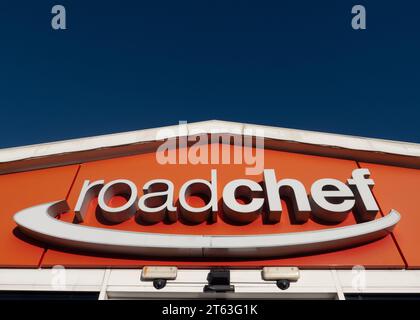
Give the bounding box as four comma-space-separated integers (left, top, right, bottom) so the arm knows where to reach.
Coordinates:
0, 122, 183, 163
1, 269, 420, 296
0, 119, 419, 168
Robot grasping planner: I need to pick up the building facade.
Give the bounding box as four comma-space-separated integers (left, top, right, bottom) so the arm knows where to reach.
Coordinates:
1, 120, 420, 300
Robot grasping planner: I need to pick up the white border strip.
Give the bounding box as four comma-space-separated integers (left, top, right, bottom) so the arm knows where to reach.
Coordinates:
1, 120, 420, 163
1, 269, 420, 298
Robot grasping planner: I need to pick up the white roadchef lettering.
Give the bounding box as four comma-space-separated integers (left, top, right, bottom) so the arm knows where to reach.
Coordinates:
74, 168, 379, 225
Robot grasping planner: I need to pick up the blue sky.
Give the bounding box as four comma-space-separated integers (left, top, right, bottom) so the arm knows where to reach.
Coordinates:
0, 1, 419, 147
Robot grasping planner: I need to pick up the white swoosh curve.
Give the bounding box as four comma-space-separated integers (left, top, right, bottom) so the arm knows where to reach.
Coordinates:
13, 200, 400, 258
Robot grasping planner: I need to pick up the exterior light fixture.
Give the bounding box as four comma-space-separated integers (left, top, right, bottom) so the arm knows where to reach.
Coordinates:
262, 267, 300, 290
141, 266, 178, 290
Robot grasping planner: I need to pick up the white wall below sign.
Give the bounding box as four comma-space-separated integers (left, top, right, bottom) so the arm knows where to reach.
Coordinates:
0, 268, 419, 300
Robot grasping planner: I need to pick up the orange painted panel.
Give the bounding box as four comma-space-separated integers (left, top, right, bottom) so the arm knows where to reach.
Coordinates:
0, 165, 79, 267
360, 162, 420, 269
40, 145, 404, 268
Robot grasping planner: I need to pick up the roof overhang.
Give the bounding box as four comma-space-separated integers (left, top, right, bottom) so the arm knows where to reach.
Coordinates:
1, 120, 420, 174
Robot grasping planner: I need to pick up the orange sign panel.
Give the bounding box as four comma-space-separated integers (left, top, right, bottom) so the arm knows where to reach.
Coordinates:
0, 144, 415, 268
0, 165, 79, 267
360, 163, 420, 269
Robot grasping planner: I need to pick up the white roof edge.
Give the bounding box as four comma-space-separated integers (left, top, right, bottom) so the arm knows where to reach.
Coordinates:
0, 119, 420, 164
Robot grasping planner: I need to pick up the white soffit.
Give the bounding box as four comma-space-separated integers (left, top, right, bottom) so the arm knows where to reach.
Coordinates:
0, 120, 419, 173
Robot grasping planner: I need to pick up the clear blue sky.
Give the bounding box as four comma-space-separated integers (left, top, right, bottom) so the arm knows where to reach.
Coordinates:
0, 1, 419, 148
